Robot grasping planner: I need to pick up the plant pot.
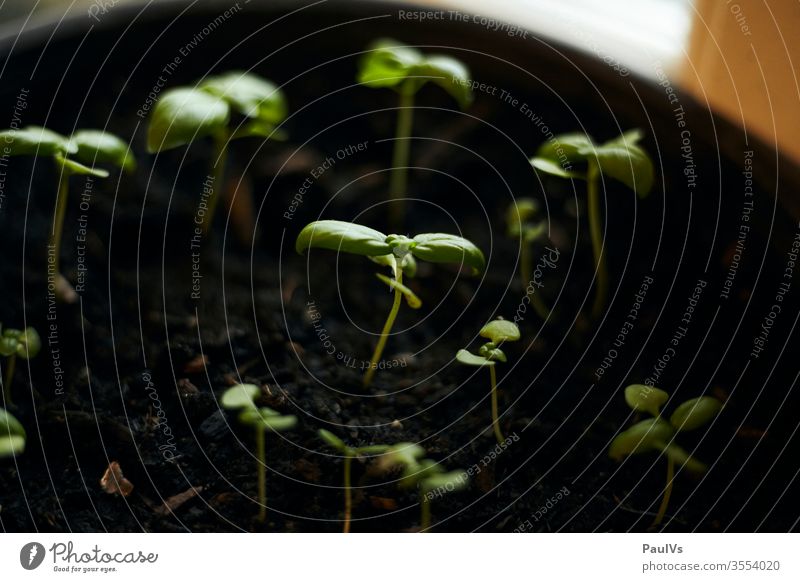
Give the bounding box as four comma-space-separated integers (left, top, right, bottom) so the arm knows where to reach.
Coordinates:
0, 0, 797, 532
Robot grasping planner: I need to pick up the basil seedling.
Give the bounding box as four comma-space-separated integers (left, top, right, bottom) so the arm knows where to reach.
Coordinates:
296, 219, 485, 387
506, 198, 549, 319
318, 429, 390, 532
456, 319, 520, 444
531, 130, 653, 317
147, 71, 287, 234
0, 407, 25, 458
220, 383, 297, 523
0, 326, 41, 406
378, 442, 468, 531
0, 126, 134, 301
357, 39, 473, 228
609, 384, 723, 528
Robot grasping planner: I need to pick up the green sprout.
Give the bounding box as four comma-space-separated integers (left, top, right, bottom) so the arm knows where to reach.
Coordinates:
318, 429, 390, 532
0, 407, 25, 458
456, 319, 521, 444
146, 71, 287, 234
296, 219, 485, 387
609, 384, 723, 528
0, 126, 134, 300
357, 39, 473, 228
378, 442, 468, 531
0, 326, 41, 406
506, 198, 549, 319
530, 130, 654, 318
220, 383, 297, 523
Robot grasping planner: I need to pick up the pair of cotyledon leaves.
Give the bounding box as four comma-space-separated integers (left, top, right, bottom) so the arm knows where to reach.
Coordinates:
296, 220, 486, 275
0, 126, 135, 177
358, 38, 473, 110
531, 129, 654, 197
378, 441, 468, 495
455, 319, 521, 367
146, 71, 288, 153
0, 327, 41, 360
0, 408, 25, 457
318, 428, 391, 457
610, 384, 723, 472
220, 383, 297, 432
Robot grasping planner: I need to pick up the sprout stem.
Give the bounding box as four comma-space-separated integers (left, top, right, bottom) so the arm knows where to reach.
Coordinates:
202, 130, 229, 235
520, 239, 550, 320
363, 271, 404, 387
343, 453, 353, 533
651, 455, 675, 529
389, 82, 415, 230
489, 365, 504, 444
51, 160, 71, 278
587, 160, 607, 319
256, 427, 266, 523
3, 354, 16, 406
420, 491, 431, 531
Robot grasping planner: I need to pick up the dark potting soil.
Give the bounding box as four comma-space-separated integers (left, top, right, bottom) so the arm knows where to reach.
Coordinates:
0, 2, 799, 532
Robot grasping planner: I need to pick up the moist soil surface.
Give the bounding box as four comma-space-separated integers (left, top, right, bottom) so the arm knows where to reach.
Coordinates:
1, 4, 799, 533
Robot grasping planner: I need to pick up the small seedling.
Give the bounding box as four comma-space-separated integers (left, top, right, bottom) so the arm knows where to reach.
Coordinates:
456, 319, 520, 444
0, 326, 41, 406
147, 71, 287, 234
357, 39, 473, 228
0, 126, 134, 300
318, 429, 390, 532
506, 198, 549, 319
220, 383, 297, 523
531, 130, 654, 317
378, 442, 468, 531
609, 384, 723, 528
296, 219, 485, 387
0, 407, 26, 458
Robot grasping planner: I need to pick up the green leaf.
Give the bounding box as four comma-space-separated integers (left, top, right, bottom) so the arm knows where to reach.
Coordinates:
478, 343, 506, 362
201, 71, 288, 125
530, 157, 585, 180
624, 384, 669, 417
377, 442, 426, 472
295, 220, 391, 257
480, 319, 520, 343
59, 156, 110, 178
410, 233, 485, 274
536, 133, 595, 164
663, 443, 707, 473
0, 408, 26, 438
0, 435, 26, 457
318, 429, 347, 452
376, 273, 422, 309
455, 349, 493, 367
230, 118, 287, 141
355, 444, 391, 455
0, 336, 18, 357
357, 39, 422, 89
505, 198, 540, 238
240, 407, 297, 432
670, 396, 723, 432
220, 383, 259, 410
68, 130, 136, 172
608, 418, 675, 461
0, 126, 75, 157
146, 88, 230, 153
16, 327, 41, 359
583, 130, 654, 197
414, 55, 473, 109
421, 470, 469, 494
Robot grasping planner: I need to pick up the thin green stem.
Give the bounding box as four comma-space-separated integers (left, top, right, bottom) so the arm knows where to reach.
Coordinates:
256, 427, 266, 523
520, 239, 550, 320
651, 455, 675, 529
389, 82, 415, 230
202, 129, 229, 235
587, 160, 607, 318
52, 159, 71, 278
343, 453, 353, 533
3, 355, 16, 406
420, 491, 431, 531
363, 270, 404, 387
490, 365, 504, 444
